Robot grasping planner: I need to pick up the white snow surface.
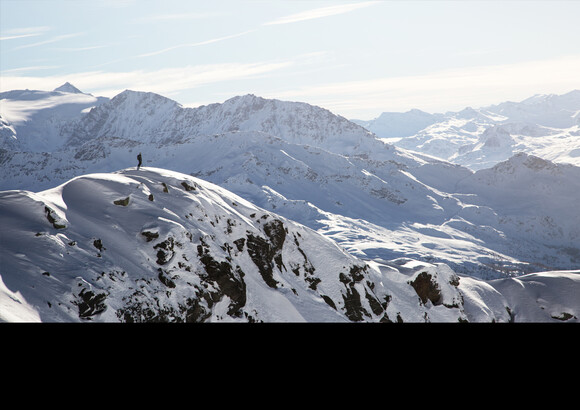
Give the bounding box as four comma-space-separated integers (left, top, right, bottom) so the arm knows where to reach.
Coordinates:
2, 166, 578, 322
362, 90, 580, 171
0, 84, 109, 152
0, 167, 360, 322
1, 85, 580, 322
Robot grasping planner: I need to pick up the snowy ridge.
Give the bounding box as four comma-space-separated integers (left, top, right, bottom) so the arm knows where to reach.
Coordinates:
2, 167, 578, 322
1, 167, 372, 322
1, 84, 580, 322
362, 90, 580, 170
0, 83, 109, 152
61, 91, 381, 156
455, 153, 580, 248
2, 86, 580, 279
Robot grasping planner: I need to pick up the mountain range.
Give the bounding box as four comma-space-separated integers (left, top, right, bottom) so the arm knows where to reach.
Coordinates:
354, 90, 580, 171
1, 84, 579, 322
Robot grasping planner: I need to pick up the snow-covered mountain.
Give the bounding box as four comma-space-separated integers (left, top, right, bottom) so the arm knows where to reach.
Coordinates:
353, 109, 442, 140
0, 168, 383, 322
2, 85, 579, 277
0, 83, 109, 152
357, 90, 580, 171
2, 167, 578, 322
1, 84, 580, 322
57, 90, 381, 157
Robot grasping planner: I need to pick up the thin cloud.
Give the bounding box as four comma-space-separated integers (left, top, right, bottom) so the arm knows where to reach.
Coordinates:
263, 1, 378, 25
12, 33, 85, 50
0, 59, 295, 97
133, 12, 221, 24
267, 55, 580, 118
137, 29, 256, 58
1, 65, 61, 74
57, 45, 108, 52
0, 26, 51, 41
1, 33, 41, 41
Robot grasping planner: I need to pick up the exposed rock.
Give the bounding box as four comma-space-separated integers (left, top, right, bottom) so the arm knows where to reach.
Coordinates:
409, 271, 442, 306
44, 205, 66, 229
113, 196, 130, 206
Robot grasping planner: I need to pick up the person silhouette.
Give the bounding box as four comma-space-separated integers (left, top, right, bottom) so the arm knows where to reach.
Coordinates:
137, 153, 142, 170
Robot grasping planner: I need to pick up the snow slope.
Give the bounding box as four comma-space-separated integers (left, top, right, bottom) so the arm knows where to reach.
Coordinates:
2, 85, 580, 282
2, 167, 578, 323
0, 168, 459, 322
0, 83, 109, 152
1, 167, 371, 322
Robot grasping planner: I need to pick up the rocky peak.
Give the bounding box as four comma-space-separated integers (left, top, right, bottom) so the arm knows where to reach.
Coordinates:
481, 125, 514, 148
53, 82, 83, 94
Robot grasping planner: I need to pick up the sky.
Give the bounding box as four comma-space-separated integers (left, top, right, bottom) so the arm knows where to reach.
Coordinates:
1, 0, 580, 119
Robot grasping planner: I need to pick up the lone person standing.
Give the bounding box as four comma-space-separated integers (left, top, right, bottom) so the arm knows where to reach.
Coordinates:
137, 152, 142, 170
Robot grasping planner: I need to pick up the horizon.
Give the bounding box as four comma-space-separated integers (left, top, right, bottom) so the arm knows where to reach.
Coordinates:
8, 79, 580, 119
2, 0, 580, 120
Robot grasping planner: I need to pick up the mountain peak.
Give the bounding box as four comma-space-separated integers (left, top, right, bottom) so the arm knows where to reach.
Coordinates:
490, 152, 560, 174
107, 89, 182, 110
223, 93, 268, 107
54, 82, 83, 94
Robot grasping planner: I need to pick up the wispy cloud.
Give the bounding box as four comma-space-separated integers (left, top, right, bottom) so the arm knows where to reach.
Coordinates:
1, 65, 61, 74
0, 59, 295, 97
1, 33, 41, 41
266, 55, 580, 118
56, 45, 108, 52
263, 1, 378, 25
137, 29, 256, 58
12, 32, 84, 50
0, 26, 51, 41
133, 12, 221, 24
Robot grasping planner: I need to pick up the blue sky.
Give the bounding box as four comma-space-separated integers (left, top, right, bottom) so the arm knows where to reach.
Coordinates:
1, 0, 580, 119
